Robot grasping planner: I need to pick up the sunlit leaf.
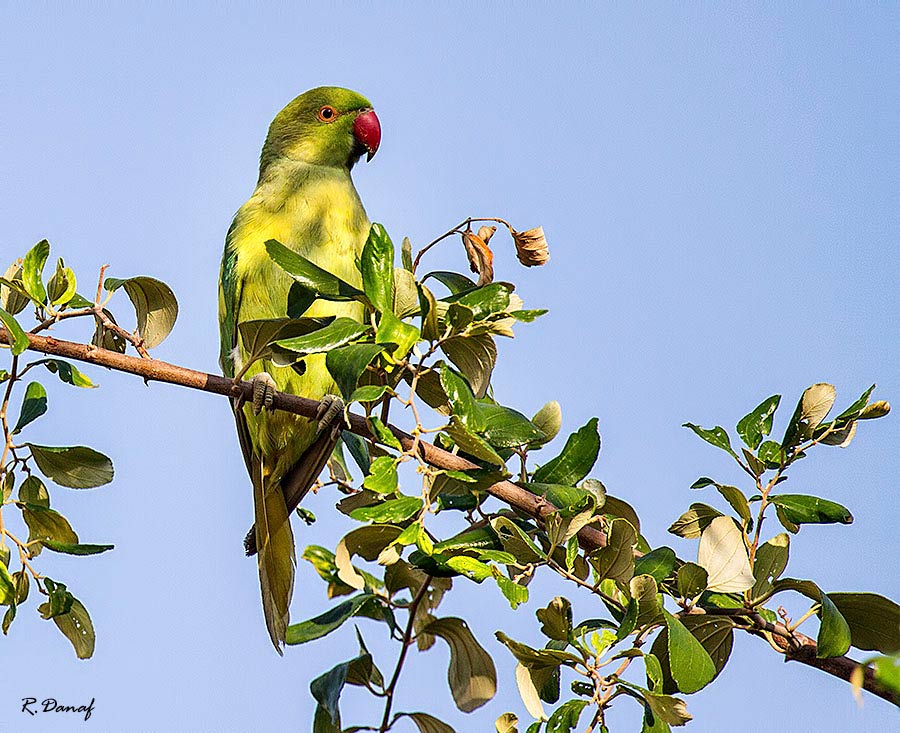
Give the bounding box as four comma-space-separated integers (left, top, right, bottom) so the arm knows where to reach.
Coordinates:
22, 239, 50, 303
0, 307, 29, 355
736, 395, 780, 450
697, 516, 754, 592
533, 418, 600, 486
361, 223, 394, 313
105, 275, 178, 348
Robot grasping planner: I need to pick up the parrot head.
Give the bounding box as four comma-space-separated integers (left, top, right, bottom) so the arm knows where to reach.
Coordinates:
259, 86, 381, 177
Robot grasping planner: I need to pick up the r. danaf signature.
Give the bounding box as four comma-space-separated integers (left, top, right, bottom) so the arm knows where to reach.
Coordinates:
22, 697, 95, 721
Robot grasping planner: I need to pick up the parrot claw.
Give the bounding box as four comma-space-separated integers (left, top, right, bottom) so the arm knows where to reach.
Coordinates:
315, 394, 349, 440
250, 373, 278, 415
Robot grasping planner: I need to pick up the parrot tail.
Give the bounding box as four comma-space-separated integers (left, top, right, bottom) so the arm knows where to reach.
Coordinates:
251, 458, 295, 653
244, 427, 341, 556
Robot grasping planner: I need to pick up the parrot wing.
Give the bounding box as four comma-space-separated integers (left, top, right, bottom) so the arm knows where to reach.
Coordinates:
219, 225, 296, 652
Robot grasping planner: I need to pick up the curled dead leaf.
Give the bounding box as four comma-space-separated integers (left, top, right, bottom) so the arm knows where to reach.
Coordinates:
461, 231, 494, 286
512, 226, 549, 267
477, 225, 497, 246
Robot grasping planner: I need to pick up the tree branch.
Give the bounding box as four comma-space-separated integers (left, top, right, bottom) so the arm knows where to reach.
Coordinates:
1, 327, 894, 706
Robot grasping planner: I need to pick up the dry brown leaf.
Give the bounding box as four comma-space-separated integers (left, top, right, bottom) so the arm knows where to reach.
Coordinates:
512, 226, 550, 267
477, 225, 497, 246
461, 231, 494, 286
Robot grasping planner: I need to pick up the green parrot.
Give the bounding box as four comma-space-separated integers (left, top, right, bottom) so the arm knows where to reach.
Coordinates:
218, 87, 381, 652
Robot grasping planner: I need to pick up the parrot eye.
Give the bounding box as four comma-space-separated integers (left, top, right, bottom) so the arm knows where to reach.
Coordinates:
317, 106, 337, 123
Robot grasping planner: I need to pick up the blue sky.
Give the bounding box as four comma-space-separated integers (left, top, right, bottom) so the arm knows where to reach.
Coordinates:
1, 3, 897, 731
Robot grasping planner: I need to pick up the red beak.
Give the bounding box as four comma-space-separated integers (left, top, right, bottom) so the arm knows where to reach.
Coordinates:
353, 109, 381, 161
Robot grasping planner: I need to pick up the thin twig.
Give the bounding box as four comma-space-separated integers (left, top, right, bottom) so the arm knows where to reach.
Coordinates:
379, 575, 432, 732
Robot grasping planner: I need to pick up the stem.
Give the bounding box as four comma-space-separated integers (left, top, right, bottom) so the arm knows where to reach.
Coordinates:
379, 576, 432, 732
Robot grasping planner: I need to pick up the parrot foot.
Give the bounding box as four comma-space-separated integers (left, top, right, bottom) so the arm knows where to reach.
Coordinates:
315, 394, 349, 440
250, 373, 278, 415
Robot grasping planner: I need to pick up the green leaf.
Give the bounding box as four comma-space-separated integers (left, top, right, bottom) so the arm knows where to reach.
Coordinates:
783, 383, 836, 447
274, 317, 370, 354
736, 395, 780, 450
491, 517, 546, 564
757, 440, 785, 468
818, 593, 853, 658
828, 593, 900, 654
445, 556, 492, 582
401, 237, 414, 272
105, 276, 178, 348
663, 611, 717, 692
361, 223, 394, 313
341, 431, 371, 475
536, 597, 573, 641
495, 631, 582, 669
393, 267, 420, 319
376, 309, 420, 360
350, 496, 422, 523
697, 516, 754, 592
440, 362, 481, 430
418, 283, 440, 342
769, 579, 851, 657
492, 568, 529, 609
748, 533, 789, 603
13, 381, 47, 434
40, 540, 114, 556
50, 596, 95, 659
18, 475, 49, 506
310, 660, 350, 731
768, 494, 852, 526
395, 712, 456, 733
441, 333, 497, 399
361, 456, 398, 494
650, 615, 734, 695
630, 575, 663, 627
0, 307, 29, 355
34, 359, 95, 388
424, 617, 497, 712
533, 418, 600, 486
27, 444, 114, 488
676, 563, 708, 600
835, 384, 876, 421
714, 485, 751, 526
682, 423, 736, 458
22, 504, 78, 546
589, 518, 637, 584
443, 416, 506, 466
286, 281, 316, 318
285, 593, 376, 645
447, 282, 512, 321
325, 343, 386, 400
367, 415, 402, 451
641, 690, 692, 726
424, 270, 477, 295
546, 699, 589, 732
22, 239, 50, 303
46, 259, 77, 306
39, 578, 74, 617
265, 239, 364, 302
349, 384, 389, 404
479, 403, 546, 448
667, 503, 722, 539
634, 547, 677, 584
